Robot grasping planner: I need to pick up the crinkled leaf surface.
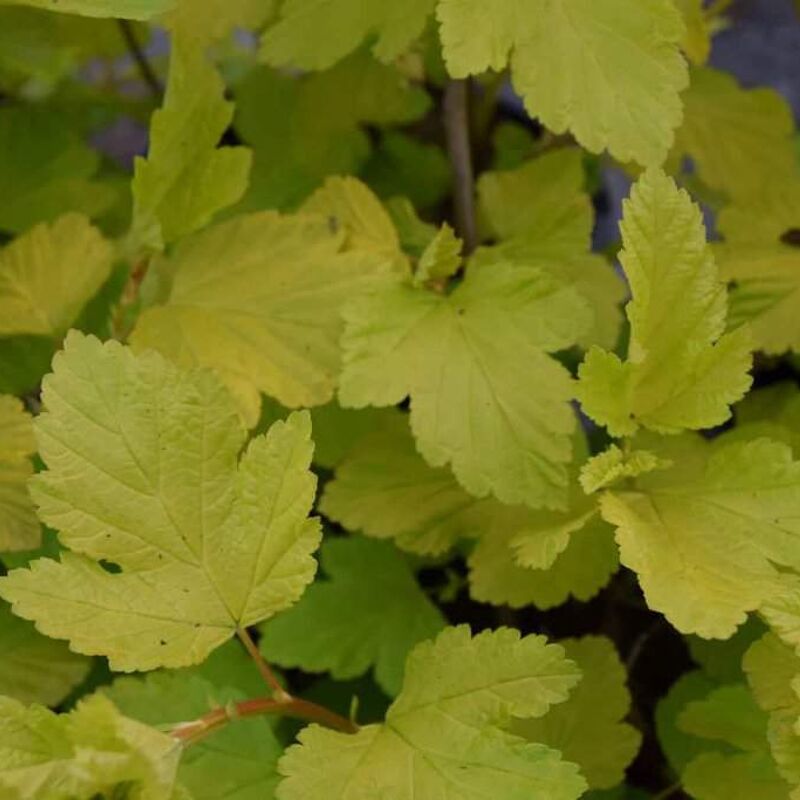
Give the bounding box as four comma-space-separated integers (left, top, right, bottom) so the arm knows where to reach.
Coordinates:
130, 32, 251, 251
260, 537, 446, 696
107, 671, 283, 800
580, 445, 671, 495
277, 626, 586, 800
0, 214, 112, 338
513, 637, 641, 789
0, 602, 90, 707
0, 333, 322, 671
132, 209, 396, 426
259, 0, 435, 70
578, 169, 752, 437
599, 432, 800, 638
0, 395, 39, 552
437, 0, 687, 165
0, 694, 180, 799
339, 258, 591, 509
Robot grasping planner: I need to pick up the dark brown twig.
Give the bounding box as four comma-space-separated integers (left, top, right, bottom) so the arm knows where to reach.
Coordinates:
118, 20, 162, 99
443, 79, 478, 255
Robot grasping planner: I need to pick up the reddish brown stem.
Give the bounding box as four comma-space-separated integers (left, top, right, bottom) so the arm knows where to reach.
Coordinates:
171, 695, 358, 746
237, 627, 288, 700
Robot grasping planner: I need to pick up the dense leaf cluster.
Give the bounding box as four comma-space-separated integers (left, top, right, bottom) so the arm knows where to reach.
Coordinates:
0, 1, 799, 798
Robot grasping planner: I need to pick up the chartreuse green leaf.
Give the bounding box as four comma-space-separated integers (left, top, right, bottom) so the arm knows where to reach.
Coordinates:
744, 633, 800, 797
0, 332, 322, 671
673, 0, 711, 64
322, 412, 619, 606
276, 626, 587, 800
163, 0, 275, 42
513, 637, 641, 790
130, 32, 251, 252
437, 0, 687, 165
580, 445, 672, 495
468, 507, 619, 611
578, 169, 752, 437
0, 0, 173, 19
259, 0, 435, 70
106, 671, 283, 800
302, 176, 408, 269
677, 682, 790, 800
671, 67, 798, 203
413, 223, 462, 286
320, 410, 493, 555
0, 107, 115, 234
716, 241, 800, 354
339, 252, 591, 510
597, 431, 800, 638
477, 148, 592, 246
259, 537, 446, 696
474, 149, 624, 350
0, 395, 39, 552
0, 214, 112, 338
132, 207, 397, 427
0, 602, 89, 706
0, 694, 180, 799
235, 53, 430, 212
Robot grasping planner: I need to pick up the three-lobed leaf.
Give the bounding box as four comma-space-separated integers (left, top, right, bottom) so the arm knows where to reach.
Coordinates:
578, 168, 752, 437
277, 626, 586, 800
0, 332, 322, 670
339, 256, 591, 510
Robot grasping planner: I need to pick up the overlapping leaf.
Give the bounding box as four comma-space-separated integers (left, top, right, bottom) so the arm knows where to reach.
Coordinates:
259, 537, 446, 695
132, 205, 398, 426
277, 626, 586, 800
513, 637, 641, 790
0, 694, 180, 799
340, 252, 591, 509
107, 670, 283, 800
0, 214, 112, 338
0, 602, 89, 706
744, 634, 800, 797
130, 32, 252, 251
437, 0, 687, 165
234, 54, 430, 212
678, 683, 790, 800
671, 67, 798, 203
259, 0, 435, 70
597, 431, 800, 638
0, 0, 173, 19
474, 148, 624, 350
0, 396, 39, 552
0, 107, 115, 234
578, 169, 752, 437
0, 333, 322, 670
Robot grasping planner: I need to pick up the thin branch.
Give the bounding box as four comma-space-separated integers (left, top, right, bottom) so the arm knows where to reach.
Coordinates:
118, 20, 162, 99
171, 695, 358, 746
237, 627, 289, 701
652, 781, 682, 800
443, 79, 478, 255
